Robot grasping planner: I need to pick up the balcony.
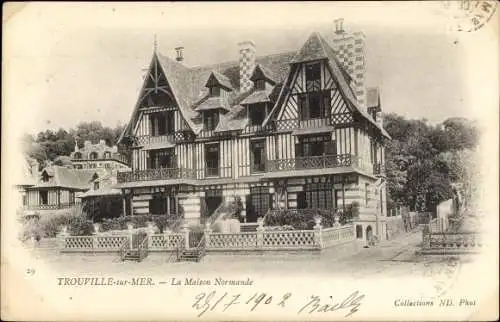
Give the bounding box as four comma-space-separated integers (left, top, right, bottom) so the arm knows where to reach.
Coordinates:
274, 117, 332, 132
117, 168, 197, 183
24, 203, 76, 210
134, 131, 194, 146
265, 154, 370, 174
135, 134, 174, 146
241, 124, 275, 135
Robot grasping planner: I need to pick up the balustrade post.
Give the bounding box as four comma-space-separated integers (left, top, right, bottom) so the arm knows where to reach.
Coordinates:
314, 216, 323, 249
256, 217, 264, 249
204, 223, 212, 250
127, 223, 134, 248
57, 225, 69, 251
181, 222, 190, 249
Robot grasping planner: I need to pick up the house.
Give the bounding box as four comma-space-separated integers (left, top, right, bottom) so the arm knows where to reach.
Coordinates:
22, 165, 103, 212
70, 139, 129, 173
117, 20, 390, 241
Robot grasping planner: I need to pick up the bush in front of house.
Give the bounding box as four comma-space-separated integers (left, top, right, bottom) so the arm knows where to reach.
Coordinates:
263, 202, 360, 230
99, 211, 185, 233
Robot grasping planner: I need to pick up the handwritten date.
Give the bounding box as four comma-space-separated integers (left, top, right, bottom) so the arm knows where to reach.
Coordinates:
192, 290, 364, 317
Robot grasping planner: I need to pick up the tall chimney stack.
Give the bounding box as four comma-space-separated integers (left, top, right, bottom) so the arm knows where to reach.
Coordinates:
238, 41, 256, 93
331, 20, 367, 110
175, 47, 184, 62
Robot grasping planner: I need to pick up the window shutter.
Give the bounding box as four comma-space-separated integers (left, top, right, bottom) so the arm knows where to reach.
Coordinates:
295, 143, 302, 157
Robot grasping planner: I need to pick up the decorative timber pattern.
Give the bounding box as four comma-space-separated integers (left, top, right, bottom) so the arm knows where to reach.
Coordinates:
266, 154, 357, 172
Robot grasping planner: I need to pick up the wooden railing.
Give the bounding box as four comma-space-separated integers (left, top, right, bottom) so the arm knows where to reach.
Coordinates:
119, 238, 130, 261
266, 154, 357, 172
274, 116, 331, 131
24, 203, 76, 210
138, 235, 149, 261
117, 167, 197, 183
135, 134, 175, 146
242, 124, 275, 135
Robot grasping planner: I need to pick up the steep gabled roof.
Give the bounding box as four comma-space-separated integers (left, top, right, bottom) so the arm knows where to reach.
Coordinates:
214, 105, 248, 133
250, 64, 277, 85
263, 32, 389, 139
291, 32, 329, 64
205, 71, 233, 90
194, 95, 232, 112
29, 166, 101, 190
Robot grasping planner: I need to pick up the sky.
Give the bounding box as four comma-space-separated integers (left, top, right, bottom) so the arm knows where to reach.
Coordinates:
3, 2, 498, 138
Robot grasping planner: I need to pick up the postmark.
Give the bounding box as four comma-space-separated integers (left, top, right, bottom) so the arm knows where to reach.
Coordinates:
443, 0, 497, 32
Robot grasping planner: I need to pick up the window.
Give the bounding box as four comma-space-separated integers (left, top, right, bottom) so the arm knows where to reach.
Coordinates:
298, 91, 330, 120
305, 62, 321, 83
209, 86, 220, 97
22, 195, 27, 206
94, 181, 99, 190
205, 144, 219, 177
365, 183, 369, 206
69, 192, 75, 205
249, 187, 271, 220
150, 148, 176, 169
151, 111, 175, 136
41, 172, 50, 182
74, 164, 83, 169
248, 103, 266, 126
299, 182, 333, 210
250, 140, 266, 173
149, 193, 167, 215
254, 79, 265, 91
296, 135, 336, 157
103, 152, 111, 159
73, 152, 82, 159
203, 110, 219, 131
89, 152, 98, 160
39, 190, 48, 205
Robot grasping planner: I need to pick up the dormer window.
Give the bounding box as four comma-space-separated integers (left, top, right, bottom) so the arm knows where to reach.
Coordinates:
204, 110, 219, 131
248, 103, 267, 126
255, 79, 265, 91
74, 152, 82, 159
305, 62, 321, 92
209, 86, 220, 97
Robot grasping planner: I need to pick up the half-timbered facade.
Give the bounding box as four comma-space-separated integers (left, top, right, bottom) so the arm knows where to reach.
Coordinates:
117, 24, 390, 240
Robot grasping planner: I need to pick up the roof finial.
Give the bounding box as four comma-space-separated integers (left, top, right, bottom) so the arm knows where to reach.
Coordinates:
153, 34, 158, 52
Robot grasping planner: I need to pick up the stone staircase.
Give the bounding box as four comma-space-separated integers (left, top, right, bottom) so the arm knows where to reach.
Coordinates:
178, 248, 204, 262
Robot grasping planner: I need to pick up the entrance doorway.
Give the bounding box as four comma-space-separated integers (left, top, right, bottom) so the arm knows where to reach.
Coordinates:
366, 225, 373, 242
205, 196, 223, 218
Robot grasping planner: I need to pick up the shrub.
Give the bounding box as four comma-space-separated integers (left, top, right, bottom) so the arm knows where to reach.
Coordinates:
264, 203, 360, 230
99, 214, 182, 233
19, 218, 43, 242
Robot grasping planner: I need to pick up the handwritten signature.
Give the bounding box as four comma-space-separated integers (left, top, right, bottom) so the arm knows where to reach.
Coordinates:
192, 290, 364, 317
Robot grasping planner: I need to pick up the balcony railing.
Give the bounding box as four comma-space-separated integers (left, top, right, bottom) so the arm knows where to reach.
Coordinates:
117, 168, 197, 183
242, 124, 275, 135
135, 134, 175, 146
24, 203, 76, 210
266, 154, 359, 172
274, 116, 331, 131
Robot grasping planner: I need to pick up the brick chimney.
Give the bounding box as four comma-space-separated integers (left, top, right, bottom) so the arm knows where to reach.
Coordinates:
331, 20, 367, 111
238, 41, 256, 93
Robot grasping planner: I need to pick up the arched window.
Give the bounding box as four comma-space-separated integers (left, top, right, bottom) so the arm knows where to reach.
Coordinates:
74, 152, 82, 159
103, 151, 111, 159
89, 152, 98, 160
